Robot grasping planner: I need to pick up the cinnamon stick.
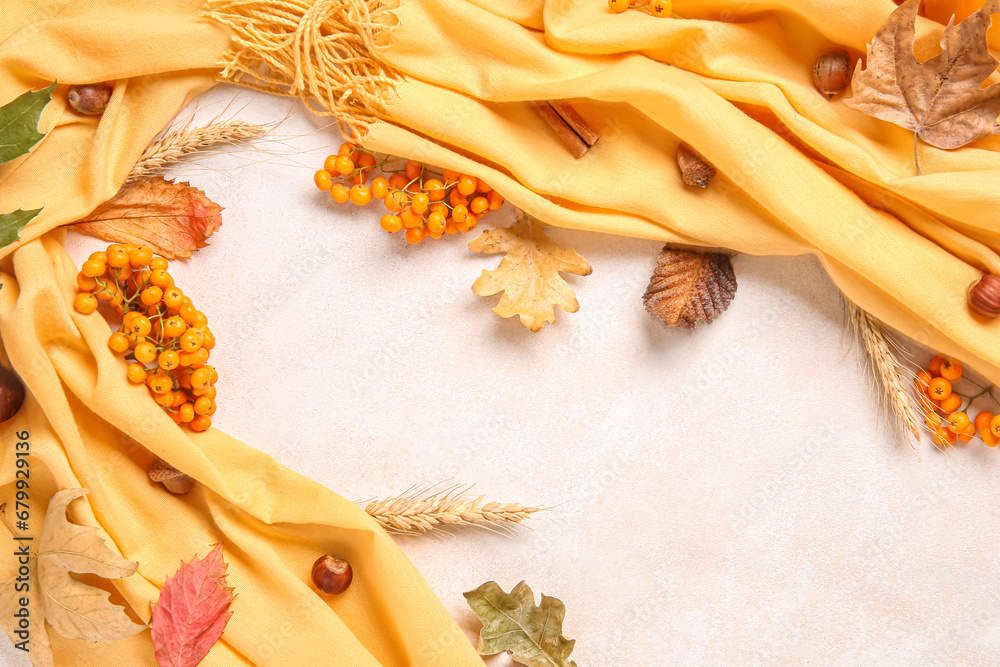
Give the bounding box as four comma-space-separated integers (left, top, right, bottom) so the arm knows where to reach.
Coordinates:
548, 100, 600, 147
529, 101, 589, 159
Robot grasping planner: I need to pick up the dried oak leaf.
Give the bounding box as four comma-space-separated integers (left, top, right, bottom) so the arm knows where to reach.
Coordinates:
845, 0, 1000, 170
150, 544, 234, 667
464, 581, 577, 667
643, 245, 737, 329
469, 210, 591, 332
0, 489, 143, 667
75, 176, 223, 259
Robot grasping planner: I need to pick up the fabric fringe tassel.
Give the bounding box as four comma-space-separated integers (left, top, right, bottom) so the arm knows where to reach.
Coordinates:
203, 0, 398, 131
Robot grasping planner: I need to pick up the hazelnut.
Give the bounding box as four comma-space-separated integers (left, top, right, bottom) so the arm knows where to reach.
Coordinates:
969, 274, 1000, 318
147, 458, 195, 494
0, 365, 25, 424
813, 50, 852, 99
311, 554, 353, 595
67, 83, 113, 115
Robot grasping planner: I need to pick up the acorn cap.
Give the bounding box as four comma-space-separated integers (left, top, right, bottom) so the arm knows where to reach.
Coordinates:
148, 458, 185, 482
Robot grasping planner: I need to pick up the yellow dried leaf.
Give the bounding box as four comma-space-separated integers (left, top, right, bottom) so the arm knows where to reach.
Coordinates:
0, 489, 143, 667
469, 211, 591, 332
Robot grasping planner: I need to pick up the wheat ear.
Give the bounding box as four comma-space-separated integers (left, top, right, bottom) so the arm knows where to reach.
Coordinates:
845, 298, 922, 445
364, 484, 545, 536
128, 120, 269, 182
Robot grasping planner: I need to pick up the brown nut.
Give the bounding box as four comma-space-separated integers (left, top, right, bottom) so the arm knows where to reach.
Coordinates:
147, 458, 195, 494
312, 554, 353, 595
813, 49, 852, 99
676, 142, 716, 189
969, 274, 1000, 318
0, 365, 25, 424
67, 83, 112, 115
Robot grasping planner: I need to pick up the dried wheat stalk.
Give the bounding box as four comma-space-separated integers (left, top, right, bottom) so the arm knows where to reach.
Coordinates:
846, 298, 921, 445
127, 120, 268, 182
364, 484, 545, 535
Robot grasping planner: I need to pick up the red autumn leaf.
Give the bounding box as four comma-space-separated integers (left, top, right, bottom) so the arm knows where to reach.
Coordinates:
150, 544, 234, 667
75, 176, 223, 259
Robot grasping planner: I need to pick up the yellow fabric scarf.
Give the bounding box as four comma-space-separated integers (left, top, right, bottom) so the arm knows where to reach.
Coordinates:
1, 1, 481, 665
3, 0, 1000, 664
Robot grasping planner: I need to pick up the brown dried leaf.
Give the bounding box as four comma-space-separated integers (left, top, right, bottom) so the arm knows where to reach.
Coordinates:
643, 246, 737, 330
75, 176, 223, 259
845, 0, 1000, 169
469, 210, 592, 332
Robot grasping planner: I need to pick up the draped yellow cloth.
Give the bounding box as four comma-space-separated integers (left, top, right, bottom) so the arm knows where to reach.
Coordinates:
0, 2, 482, 665
3, 0, 1000, 664
356, 0, 1000, 386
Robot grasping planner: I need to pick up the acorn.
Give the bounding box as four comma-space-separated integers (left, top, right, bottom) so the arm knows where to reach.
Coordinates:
147, 458, 195, 494
67, 83, 113, 115
311, 554, 353, 595
676, 142, 716, 188
0, 365, 25, 424
968, 274, 1000, 318
813, 50, 852, 99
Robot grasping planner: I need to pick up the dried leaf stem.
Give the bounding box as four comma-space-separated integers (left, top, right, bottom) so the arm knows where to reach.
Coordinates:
845, 298, 921, 445
363, 484, 545, 535
128, 120, 269, 182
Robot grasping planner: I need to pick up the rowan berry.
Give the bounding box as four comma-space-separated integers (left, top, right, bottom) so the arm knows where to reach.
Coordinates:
371, 176, 389, 200
983, 429, 1000, 448
178, 403, 195, 423
927, 356, 944, 376
337, 143, 357, 157
915, 370, 932, 394
609, 0, 629, 12
947, 411, 971, 434
405, 160, 423, 180
350, 185, 373, 206
127, 363, 147, 384
149, 269, 173, 289
134, 342, 157, 364
82, 259, 106, 278
163, 286, 183, 309
190, 415, 212, 432
314, 170, 334, 191
928, 377, 952, 401
129, 246, 153, 267
649, 0, 672, 16
159, 350, 180, 371
200, 328, 216, 350
405, 226, 425, 244
939, 358, 963, 381
411, 193, 429, 214
148, 373, 173, 395
194, 397, 214, 416
452, 204, 468, 222
108, 332, 129, 353
487, 191, 504, 210
991, 414, 1000, 438
925, 412, 942, 429
975, 411, 995, 434
470, 196, 489, 214
380, 214, 403, 233
141, 286, 163, 306
106, 248, 130, 268
934, 427, 957, 447
427, 212, 446, 234
331, 183, 351, 204
400, 207, 424, 229
74, 292, 98, 314
939, 394, 962, 414
424, 179, 445, 201
333, 156, 355, 175
384, 190, 407, 212
191, 368, 213, 390
180, 329, 203, 353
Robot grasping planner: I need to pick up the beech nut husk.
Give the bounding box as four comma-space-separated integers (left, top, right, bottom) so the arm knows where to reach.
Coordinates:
147, 458, 195, 494
312, 554, 353, 595
67, 83, 112, 115
0, 365, 26, 424
969, 274, 1000, 318
813, 49, 852, 99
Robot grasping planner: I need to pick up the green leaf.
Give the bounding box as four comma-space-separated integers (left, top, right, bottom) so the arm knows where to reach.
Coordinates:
0, 82, 55, 166
464, 581, 577, 667
0, 208, 41, 248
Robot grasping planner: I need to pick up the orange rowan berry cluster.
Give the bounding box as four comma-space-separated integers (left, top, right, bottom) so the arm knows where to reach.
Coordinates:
608, 0, 672, 17
916, 354, 999, 448
314, 142, 504, 244
73, 243, 218, 432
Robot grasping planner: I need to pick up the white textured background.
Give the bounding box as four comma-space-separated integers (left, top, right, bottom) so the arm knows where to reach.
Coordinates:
8, 85, 1000, 666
